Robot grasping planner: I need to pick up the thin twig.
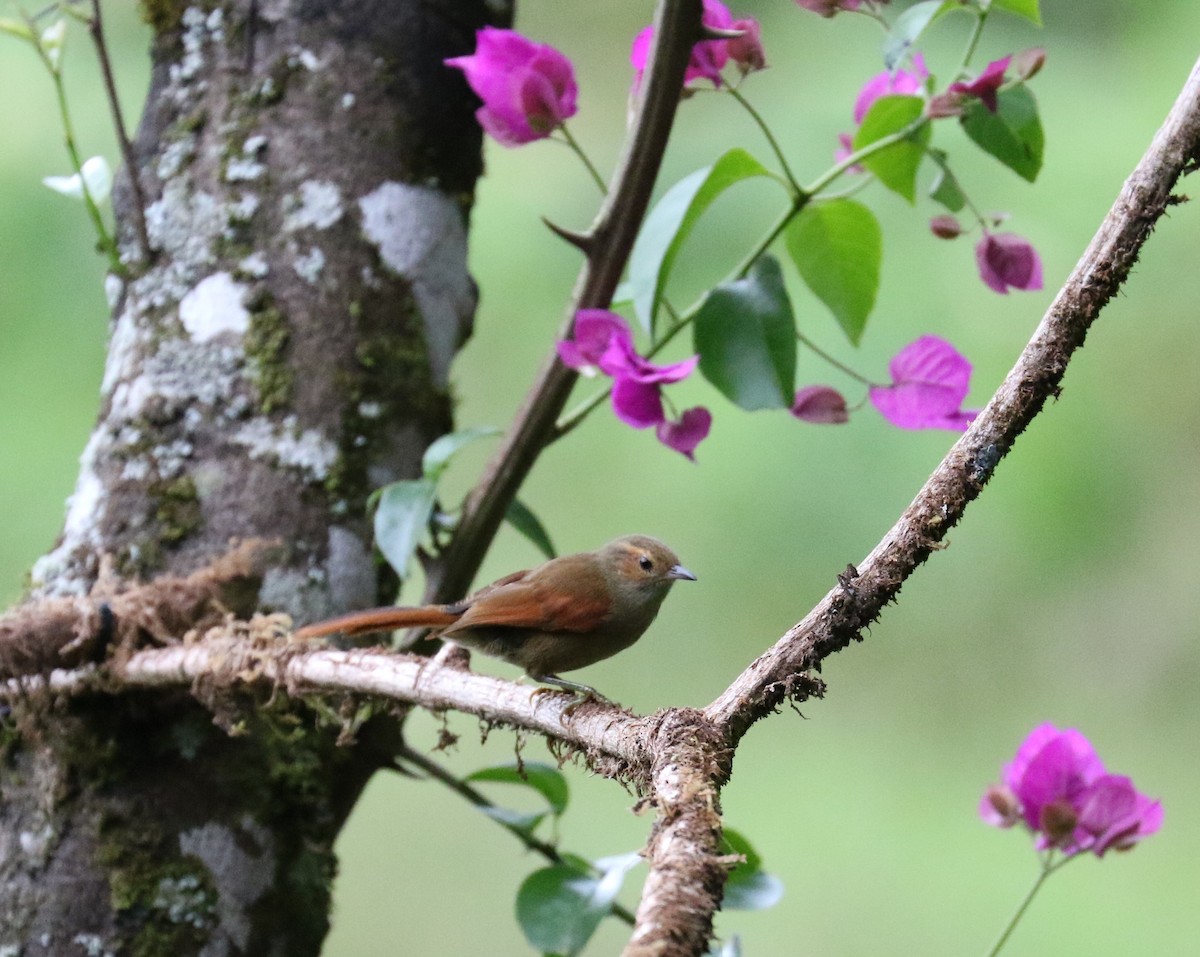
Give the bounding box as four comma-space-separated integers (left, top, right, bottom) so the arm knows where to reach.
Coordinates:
425, 0, 703, 604
705, 53, 1200, 742
396, 743, 637, 926
89, 0, 151, 264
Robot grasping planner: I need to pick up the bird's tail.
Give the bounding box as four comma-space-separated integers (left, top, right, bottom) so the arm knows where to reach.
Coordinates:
292, 605, 460, 640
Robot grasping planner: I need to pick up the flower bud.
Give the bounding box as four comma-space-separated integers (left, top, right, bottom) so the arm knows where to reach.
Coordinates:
1039, 798, 1079, 846
926, 91, 965, 119
929, 215, 962, 240
728, 18, 766, 75
1014, 46, 1046, 81
791, 386, 849, 424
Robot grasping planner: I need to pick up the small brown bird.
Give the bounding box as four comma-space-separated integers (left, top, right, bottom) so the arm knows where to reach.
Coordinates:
293, 535, 695, 698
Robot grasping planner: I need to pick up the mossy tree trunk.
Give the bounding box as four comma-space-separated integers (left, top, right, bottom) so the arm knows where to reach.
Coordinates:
0, 0, 497, 950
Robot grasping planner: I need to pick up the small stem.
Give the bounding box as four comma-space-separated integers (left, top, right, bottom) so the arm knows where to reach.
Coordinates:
26, 11, 124, 276
89, 0, 151, 266
984, 851, 1069, 957
957, 8, 988, 80
803, 118, 927, 198
797, 331, 877, 387
554, 382, 611, 441
726, 86, 803, 196
726, 116, 929, 282
559, 124, 608, 196
395, 744, 636, 926
927, 149, 989, 229
729, 199, 800, 281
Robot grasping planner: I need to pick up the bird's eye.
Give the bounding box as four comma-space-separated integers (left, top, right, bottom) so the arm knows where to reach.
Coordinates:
638, 555, 654, 572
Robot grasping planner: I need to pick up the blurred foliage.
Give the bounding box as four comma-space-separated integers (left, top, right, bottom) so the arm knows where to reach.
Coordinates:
2, 2, 1199, 955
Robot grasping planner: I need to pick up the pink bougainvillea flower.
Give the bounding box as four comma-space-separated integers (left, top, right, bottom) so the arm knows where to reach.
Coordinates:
790, 385, 849, 424
1014, 46, 1047, 81
631, 0, 736, 90
446, 28, 577, 147
976, 231, 1043, 294
558, 309, 697, 385
853, 53, 928, 124
611, 376, 666, 429
949, 56, 1012, 113
981, 723, 1162, 858
556, 309, 632, 372
657, 406, 713, 460
1076, 775, 1164, 856
559, 310, 707, 456
728, 18, 766, 74
868, 336, 978, 431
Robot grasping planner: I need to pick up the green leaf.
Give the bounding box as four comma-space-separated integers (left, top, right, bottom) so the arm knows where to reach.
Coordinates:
721, 828, 785, 912
693, 255, 796, 411
373, 479, 436, 579
882, 0, 959, 68
628, 148, 778, 332
724, 869, 785, 911
852, 95, 930, 203
928, 159, 967, 213
516, 855, 640, 957
989, 0, 1041, 25
467, 762, 570, 816
478, 805, 547, 834
421, 426, 500, 480
784, 199, 882, 346
505, 499, 557, 560
961, 85, 1044, 183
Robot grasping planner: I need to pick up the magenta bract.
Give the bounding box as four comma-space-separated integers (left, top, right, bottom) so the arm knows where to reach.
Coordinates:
949, 56, 1012, 114
975, 231, 1043, 294
791, 385, 849, 424
632, 0, 737, 90
657, 407, 713, 460
853, 53, 928, 124
982, 723, 1163, 857
868, 336, 978, 431
446, 28, 578, 147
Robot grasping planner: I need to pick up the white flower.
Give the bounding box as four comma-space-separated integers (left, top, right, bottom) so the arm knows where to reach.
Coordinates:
43, 156, 113, 204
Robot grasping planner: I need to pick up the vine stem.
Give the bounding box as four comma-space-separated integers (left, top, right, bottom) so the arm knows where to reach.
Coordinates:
394, 744, 636, 926
559, 124, 608, 195
89, 0, 151, 266
726, 85, 802, 195
984, 853, 1073, 957
24, 10, 123, 275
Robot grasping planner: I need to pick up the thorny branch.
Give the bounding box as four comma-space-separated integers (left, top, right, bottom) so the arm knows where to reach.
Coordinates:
4, 14, 1199, 957
426, 0, 704, 604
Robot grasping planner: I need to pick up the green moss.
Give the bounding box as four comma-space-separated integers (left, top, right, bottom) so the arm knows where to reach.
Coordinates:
97, 819, 217, 955
140, 0, 188, 33
152, 475, 203, 544
244, 295, 293, 413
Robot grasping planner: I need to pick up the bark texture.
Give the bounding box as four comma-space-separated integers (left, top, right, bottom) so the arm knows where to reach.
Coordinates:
1, 0, 497, 950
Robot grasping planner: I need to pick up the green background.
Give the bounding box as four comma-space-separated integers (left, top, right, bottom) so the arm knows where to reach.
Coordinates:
2, 1, 1197, 954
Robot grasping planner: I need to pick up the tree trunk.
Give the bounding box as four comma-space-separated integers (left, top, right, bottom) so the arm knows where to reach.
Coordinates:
0, 0, 496, 949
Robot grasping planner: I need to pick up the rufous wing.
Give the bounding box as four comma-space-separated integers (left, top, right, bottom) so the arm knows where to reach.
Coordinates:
443, 568, 611, 637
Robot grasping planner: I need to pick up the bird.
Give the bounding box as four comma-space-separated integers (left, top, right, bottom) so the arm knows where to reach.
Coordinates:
292, 535, 695, 699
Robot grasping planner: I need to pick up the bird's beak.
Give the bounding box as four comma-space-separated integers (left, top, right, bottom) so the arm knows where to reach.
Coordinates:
668, 563, 697, 582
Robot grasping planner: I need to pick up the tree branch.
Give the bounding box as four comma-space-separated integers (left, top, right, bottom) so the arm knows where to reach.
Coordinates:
705, 54, 1200, 744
